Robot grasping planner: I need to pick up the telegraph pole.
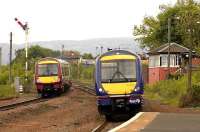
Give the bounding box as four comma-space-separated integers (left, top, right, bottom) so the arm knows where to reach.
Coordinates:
188, 49, 192, 91
167, 17, 171, 78
96, 46, 99, 56
186, 12, 194, 92
100, 46, 103, 55
9, 32, 13, 85
187, 27, 192, 91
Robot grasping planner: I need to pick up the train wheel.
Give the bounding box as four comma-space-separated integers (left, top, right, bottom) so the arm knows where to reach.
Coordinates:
105, 114, 112, 121
64, 84, 69, 92
57, 89, 62, 96
41, 91, 48, 98
136, 104, 143, 112
41, 92, 45, 98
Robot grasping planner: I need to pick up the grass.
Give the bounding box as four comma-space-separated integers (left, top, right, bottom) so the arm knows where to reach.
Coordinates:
0, 85, 17, 99
145, 71, 200, 107
75, 79, 93, 86
80, 79, 93, 85
144, 78, 187, 106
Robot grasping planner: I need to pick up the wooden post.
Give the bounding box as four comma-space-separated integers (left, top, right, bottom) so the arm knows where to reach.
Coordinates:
167, 17, 171, 79
9, 32, 12, 85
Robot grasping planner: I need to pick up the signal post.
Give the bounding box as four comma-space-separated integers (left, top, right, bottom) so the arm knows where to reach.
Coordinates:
14, 18, 29, 82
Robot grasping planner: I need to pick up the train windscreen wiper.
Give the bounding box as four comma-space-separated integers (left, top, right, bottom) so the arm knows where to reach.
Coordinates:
110, 71, 129, 82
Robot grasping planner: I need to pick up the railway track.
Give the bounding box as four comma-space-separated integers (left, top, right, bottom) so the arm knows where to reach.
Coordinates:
73, 81, 127, 132
73, 82, 96, 95
72, 81, 110, 131
0, 97, 48, 111
0, 82, 93, 112
0, 83, 77, 112
73, 81, 130, 131
92, 119, 107, 132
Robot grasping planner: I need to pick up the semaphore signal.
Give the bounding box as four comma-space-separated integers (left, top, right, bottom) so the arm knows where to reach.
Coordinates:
14, 17, 29, 85
14, 18, 28, 31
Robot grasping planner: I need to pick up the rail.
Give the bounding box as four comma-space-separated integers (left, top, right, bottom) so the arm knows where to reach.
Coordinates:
72, 81, 96, 95
73, 81, 128, 132
0, 97, 47, 111
92, 120, 107, 132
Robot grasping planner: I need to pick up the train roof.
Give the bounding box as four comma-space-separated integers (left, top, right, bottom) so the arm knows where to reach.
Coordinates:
37, 57, 69, 64
97, 50, 140, 61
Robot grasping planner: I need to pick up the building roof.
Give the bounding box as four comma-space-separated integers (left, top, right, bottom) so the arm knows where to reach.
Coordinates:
63, 51, 81, 58
148, 43, 190, 55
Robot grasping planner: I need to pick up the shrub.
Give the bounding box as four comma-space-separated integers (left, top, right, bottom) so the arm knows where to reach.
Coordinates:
145, 75, 188, 106
0, 85, 16, 99
145, 71, 200, 107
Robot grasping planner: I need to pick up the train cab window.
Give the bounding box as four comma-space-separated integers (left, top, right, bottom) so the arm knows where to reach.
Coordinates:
38, 64, 58, 76
101, 60, 136, 83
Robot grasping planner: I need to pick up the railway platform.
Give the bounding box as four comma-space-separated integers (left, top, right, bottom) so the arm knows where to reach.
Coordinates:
110, 112, 200, 132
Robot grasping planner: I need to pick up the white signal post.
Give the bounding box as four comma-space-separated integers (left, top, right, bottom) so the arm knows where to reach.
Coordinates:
14, 18, 29, 81
25, 23, 29, 81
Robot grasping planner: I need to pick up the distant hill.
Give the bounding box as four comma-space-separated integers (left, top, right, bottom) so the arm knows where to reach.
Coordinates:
0, 37, 141, 65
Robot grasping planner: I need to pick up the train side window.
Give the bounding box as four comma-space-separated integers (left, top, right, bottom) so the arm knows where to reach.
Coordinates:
65, 65, 69, 76
62, 66, 65, 76
64, 65, 67, 76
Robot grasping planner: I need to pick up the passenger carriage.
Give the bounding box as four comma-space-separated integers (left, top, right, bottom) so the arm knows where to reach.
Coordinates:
35, 57, 71, 97
95, 50, 144, 118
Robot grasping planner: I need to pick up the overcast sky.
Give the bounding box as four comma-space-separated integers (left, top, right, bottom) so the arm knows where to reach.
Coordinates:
0, 0, 176, 44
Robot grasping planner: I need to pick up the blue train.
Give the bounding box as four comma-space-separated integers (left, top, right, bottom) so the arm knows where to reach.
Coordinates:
95, 50, 144, 119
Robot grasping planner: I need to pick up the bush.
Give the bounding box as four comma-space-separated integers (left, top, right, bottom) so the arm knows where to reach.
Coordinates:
80, 65, 94, 80
0, 85, 16, 99
70, 63, 94, 81
145, 77, 187, 106
180, 83, 200, 107
145, 71, 200, 107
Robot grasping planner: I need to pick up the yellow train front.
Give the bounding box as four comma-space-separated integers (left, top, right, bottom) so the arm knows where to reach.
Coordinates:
35, 57, 71, 97
95, 50, 144, 118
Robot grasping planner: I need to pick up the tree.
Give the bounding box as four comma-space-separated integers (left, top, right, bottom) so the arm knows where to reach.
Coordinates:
134, 0, 200, 51
82, 53, 93, 59
14, 45, 60, 64
0, 45, 60, 85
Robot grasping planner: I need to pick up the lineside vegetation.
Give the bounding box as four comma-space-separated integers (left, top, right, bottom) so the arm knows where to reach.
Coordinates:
145, 71, 200, 107
0, 85, 16, 99
0, 45, 94, 99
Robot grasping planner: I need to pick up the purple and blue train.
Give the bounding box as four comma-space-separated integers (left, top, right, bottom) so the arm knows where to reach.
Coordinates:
95, 50, 144, 119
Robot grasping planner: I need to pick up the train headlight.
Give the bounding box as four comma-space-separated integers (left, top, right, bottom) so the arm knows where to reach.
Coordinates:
36, 79, 41, 83
99, 88, 105, 93
57, 77, 60, 82
134, 87, 140, 92
99, 88, 103, 92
